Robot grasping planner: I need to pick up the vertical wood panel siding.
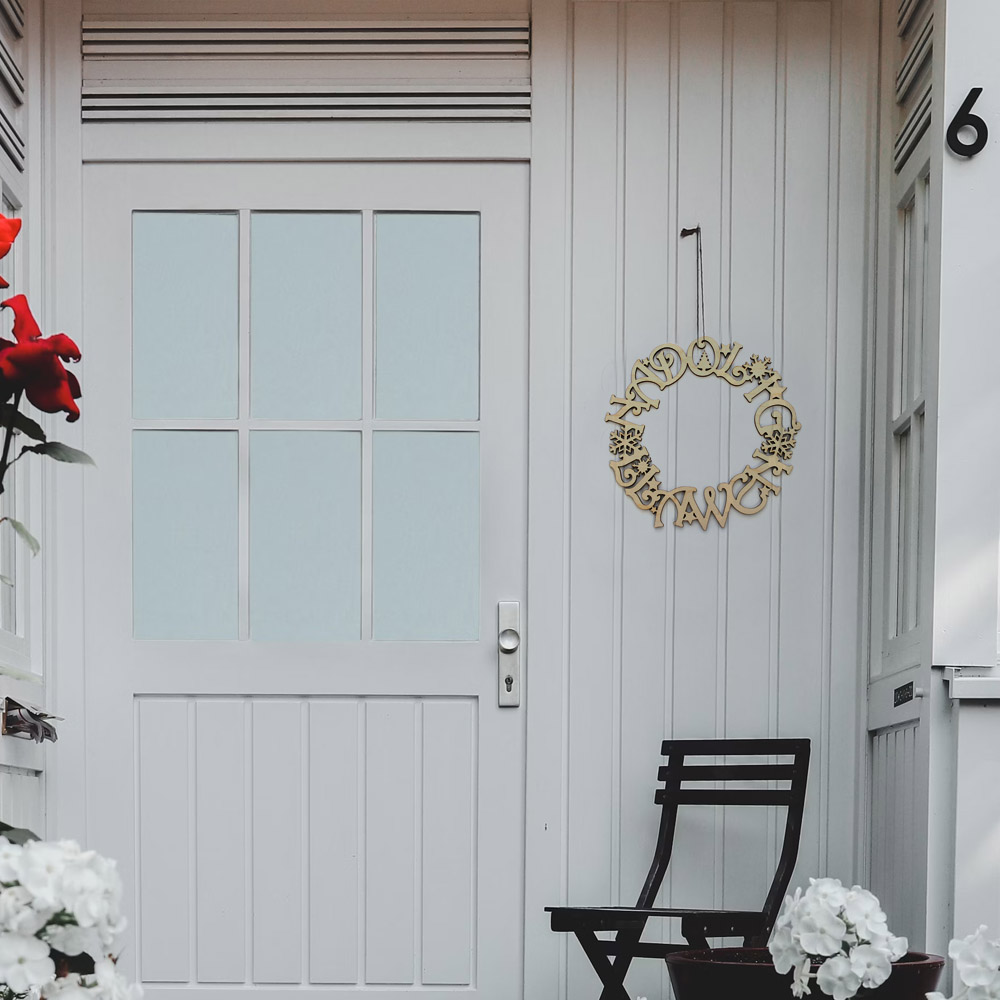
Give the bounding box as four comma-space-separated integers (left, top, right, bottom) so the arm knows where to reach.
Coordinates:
568, 3, 868, 997
0, 764, 40, 839
869, 724, 920, 946
567, 6, 621, 998
619, 8, 673, 984
196, 700, 245, 982
134, 696, 476, 989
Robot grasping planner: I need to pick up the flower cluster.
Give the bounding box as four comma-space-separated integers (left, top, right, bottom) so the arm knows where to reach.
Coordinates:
0, 836, 140, 1000
929, 926, 1000, 1000
769, 878, 908, 1000
0, 294, 81, 424
0, 213, 93, 568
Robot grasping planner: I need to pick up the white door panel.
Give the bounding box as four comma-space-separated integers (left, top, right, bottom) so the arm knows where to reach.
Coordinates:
82, 162, 527, 998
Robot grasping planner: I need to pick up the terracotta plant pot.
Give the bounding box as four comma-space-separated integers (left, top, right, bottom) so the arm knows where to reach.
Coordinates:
665, 947, 944, 1000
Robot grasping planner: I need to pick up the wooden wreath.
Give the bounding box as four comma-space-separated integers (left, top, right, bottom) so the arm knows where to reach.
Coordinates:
605, 336, 800, 529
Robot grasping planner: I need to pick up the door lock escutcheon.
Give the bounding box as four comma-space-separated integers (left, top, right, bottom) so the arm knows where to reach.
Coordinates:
498, 602, 521, 707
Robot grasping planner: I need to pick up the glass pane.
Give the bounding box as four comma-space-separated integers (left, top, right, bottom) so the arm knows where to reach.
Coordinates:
373, 432, 478, 640
893, 426, 910, 638
133, 431, 238, 639
251, 213, 362, 419
375, 214, 480, 420
133, 213, 239, 419
250, 431, 361, 640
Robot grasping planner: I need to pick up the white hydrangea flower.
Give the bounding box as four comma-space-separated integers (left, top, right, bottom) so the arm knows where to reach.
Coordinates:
970, 982, 1000, 1000
770, 878, 906, 1000
18, 840, 76, 909
797, 905, 847, 957
0, 837, 143, 1000
92, 958, 143, 1000
847, 942, 892, 989
842, 888, 888, 940
869, 931, 908, 963
907, 926, 1000, 1000
61, 852, 124, 931
770, 921, 806, 975
0, 884, 52, 935
790, 957, 812, 998
44, 922, 105, 958
0, 838, 22, 884
951, 927, 1000, 988
0, 930, 56, 992
815, 954, 861, 1000
807, 878, 849, 911
780, 887, 803, 916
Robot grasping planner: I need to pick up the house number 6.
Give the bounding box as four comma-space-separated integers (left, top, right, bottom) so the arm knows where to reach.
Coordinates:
947, 88, 988, 157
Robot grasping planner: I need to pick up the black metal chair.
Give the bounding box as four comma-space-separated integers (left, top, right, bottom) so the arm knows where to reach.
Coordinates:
546, 737, 811, 1000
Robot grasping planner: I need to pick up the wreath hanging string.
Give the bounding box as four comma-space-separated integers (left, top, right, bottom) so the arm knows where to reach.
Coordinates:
605, 226, 801, 530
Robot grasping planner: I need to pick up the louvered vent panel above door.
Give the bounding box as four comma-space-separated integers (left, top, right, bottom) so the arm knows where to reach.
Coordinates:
0, 0, 23, 170
81, 17, 531, 123
82, 85, 531, 122
893, 0, 932, 172
82, 21, 530, 57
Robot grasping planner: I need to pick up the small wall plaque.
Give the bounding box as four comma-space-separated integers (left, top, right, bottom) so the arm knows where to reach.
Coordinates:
893, 682, 914, 708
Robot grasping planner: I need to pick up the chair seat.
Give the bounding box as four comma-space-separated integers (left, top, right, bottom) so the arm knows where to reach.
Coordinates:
546, 905, 765, 935
545, 906, 764, 937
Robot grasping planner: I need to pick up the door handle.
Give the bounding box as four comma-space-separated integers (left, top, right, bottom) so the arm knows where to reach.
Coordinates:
498, 601, 520, 707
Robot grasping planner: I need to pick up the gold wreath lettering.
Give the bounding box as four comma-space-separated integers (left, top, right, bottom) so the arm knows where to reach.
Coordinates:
607, 337, 801, 530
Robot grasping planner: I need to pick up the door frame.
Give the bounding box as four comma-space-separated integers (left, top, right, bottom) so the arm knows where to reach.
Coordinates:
520, 0, 572, 996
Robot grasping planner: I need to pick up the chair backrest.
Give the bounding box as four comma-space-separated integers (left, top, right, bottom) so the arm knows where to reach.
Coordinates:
636, 737, 810, 935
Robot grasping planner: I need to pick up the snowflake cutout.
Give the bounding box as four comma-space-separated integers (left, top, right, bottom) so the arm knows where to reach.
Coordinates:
748, 354, 775, 383
610, 425, 644, 459
760, 425, 797, 461
633, 456, 652, 476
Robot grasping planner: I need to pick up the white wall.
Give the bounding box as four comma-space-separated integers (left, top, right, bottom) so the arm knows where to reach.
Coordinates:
553, 2, 876, 997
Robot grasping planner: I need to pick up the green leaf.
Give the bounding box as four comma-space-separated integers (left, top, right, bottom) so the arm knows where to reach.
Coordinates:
26, 441, 95, 466
0, 821, 38, 844
0, 576, 12, 588
2, 518, 39, 556
0, 405, 45, 442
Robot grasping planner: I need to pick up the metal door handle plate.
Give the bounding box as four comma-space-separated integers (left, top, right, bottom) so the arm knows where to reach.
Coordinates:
498, 602, 520, 707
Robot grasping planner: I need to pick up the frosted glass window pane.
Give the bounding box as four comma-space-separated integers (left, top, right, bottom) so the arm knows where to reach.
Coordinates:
250, 431, 360, 640
375, 214, 480, 420
251, 214, 362, 419
373, 432, 478, 640
133, 213, 238, 418
133, 431, 238, 639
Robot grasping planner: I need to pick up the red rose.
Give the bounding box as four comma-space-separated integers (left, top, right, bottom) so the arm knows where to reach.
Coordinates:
0, 295, 81, 422
0, 215, 22, 289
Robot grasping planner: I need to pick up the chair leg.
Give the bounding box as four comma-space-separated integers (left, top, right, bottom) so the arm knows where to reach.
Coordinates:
571, 926, 644, 1000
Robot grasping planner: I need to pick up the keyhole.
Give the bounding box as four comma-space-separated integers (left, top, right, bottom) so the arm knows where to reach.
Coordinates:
504, 675, 514, 693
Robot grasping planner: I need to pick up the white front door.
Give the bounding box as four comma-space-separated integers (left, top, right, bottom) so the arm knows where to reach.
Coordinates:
80, 161, 528, 1000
